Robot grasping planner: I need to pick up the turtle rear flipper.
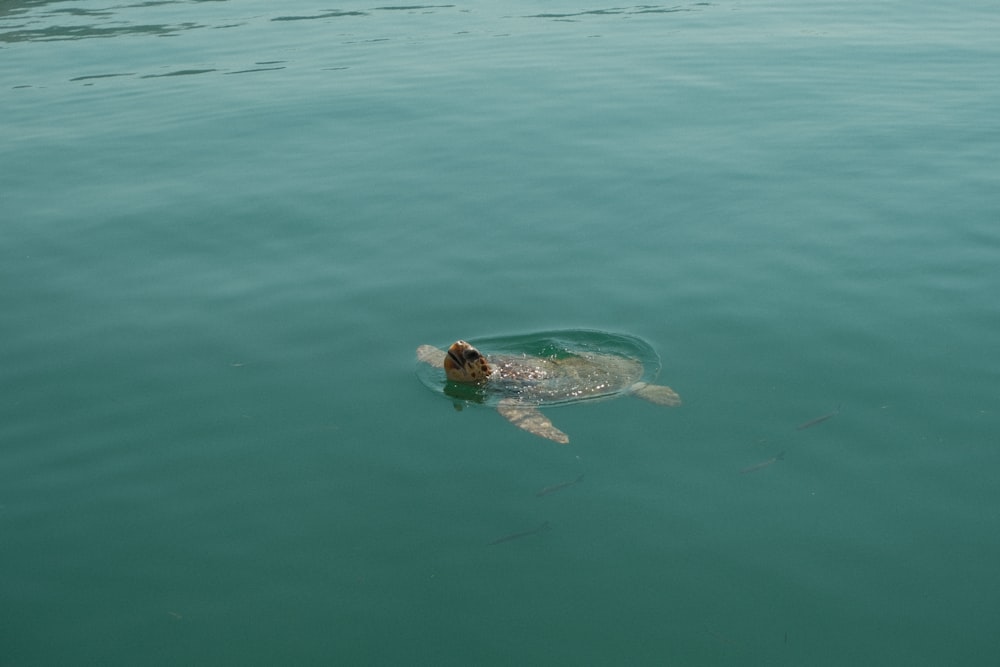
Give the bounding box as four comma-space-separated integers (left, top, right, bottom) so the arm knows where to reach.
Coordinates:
498, 398, 570, 444
632, 382, 682, 407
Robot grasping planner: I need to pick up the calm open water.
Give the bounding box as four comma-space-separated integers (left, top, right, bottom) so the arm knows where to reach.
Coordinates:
3, 1, 999, 664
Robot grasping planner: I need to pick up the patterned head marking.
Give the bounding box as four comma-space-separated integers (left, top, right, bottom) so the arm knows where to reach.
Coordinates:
443, 340, 492, 383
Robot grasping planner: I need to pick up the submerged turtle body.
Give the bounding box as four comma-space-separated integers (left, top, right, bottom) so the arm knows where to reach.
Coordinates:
488, 350, 646, 403
416, 331, 681, 444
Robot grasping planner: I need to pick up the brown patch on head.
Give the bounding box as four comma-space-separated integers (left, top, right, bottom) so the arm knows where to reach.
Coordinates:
443, 340, 492, 383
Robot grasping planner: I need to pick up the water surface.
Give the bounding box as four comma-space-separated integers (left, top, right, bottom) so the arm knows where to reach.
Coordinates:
3, 1, 999, 665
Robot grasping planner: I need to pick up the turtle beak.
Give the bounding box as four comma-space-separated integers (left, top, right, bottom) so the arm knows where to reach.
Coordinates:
444, 342, 469, 381
446, 342, 466, 369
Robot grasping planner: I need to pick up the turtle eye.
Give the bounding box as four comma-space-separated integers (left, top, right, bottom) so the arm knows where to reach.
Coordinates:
464, 349, 480, 361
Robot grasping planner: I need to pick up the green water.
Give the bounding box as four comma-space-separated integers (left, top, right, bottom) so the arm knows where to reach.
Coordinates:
3, 1, 999, 664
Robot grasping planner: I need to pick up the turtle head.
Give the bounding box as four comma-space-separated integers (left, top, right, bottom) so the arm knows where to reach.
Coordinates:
443, 340, 492, 383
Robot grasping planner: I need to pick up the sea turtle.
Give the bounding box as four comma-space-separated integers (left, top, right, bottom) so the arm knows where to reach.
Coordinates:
416, 334, 681, 444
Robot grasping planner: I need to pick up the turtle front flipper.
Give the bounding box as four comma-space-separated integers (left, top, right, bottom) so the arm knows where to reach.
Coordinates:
498, 398, 570, 444
631, 382, 682, 407
416, 345, 446, 366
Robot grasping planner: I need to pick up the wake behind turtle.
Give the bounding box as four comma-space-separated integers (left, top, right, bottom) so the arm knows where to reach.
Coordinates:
416, 330, 681, 443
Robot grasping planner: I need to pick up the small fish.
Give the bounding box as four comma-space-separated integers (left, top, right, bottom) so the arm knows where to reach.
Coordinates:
796, 405, 841, 430
536, 474, 584, 497
740, 452, 785, 474
488, 521, 551, 545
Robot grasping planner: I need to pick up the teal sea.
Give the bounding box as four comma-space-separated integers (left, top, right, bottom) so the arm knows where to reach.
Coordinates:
3, 1, 999, 664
